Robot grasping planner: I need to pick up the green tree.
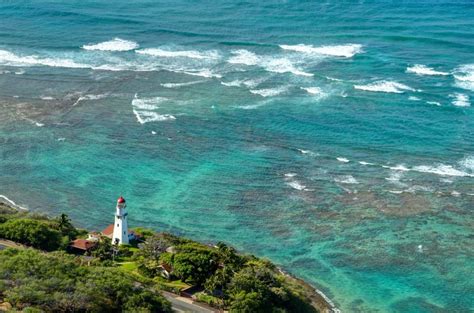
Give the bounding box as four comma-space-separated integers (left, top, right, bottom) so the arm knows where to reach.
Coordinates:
171, 243, 219, 285
0, 219, 62, 251
230, 291, 267, 313
54, 213, 77, 239
90, 236, 114, 260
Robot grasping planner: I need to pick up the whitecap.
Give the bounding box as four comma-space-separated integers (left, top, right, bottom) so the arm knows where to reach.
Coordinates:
0, 195, 28, 210
133, 110, 176, 124
337, 157, 349, 163
183, 69, 222, 78
35, 122, 44, 127
286, 180, 307, 191
82, 38, 139, 51
161, 80, 205, 88
250, 86, 287, 97
228, 49, 259, 65
406, 64, 449, 76
426, 101, 441, 106
358, 161, 375, 166
221, 79, 262, 88
263, 57, 313, 77
453, 64, 474, 91
300, 87, 324, 96
458, 155, 474, 172
298, 149, 318, 156
412, 164, 472, 177
0, 49, 89, 69
136, 48, 219, 60
284, 173, 297, 178
383, 164, 410, 172
354, 81, 415, 94
408, 96, 421, 101
334, 175, 359, 184
132, 96, 168, 110
40, 96, 54, 100
280, 44, 363, 58
227, 49, 312, 77
72, 94, 108, 106
450, 93, 470, 107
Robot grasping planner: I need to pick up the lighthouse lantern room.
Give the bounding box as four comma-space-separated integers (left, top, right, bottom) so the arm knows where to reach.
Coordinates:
112, 196, 129, 245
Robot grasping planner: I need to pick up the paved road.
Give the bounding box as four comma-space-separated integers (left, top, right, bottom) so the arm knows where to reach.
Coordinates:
162, 292, 218, 313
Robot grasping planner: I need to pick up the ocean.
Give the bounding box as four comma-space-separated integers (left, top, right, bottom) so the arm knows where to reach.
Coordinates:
0, 1, 473, 311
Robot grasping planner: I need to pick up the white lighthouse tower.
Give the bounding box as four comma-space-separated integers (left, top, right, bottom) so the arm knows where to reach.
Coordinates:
112, 196, 129, 245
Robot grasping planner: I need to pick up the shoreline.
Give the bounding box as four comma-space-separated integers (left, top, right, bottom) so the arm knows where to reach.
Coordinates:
0, 195, 338, 312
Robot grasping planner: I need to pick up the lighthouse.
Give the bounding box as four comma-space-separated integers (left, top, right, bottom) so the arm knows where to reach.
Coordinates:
112, 196, 129, 245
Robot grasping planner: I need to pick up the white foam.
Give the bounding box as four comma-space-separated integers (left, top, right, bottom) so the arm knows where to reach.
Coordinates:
228, 49, 259, 65
326, 76, 343, 82
453, 64, 474, 91
250, 86, 287, 97
151, 131, 157, 135
406, 64, 449, 76
285, 173, 297, 178
383, 164, 410, 172
337, 157, 349, 163
131, 95, 176, 124
40, 96, 54, 100
133, 110, 176, 124
72, 94, 108, 106
0, 195, 28, 210
228, 49, 312, 77
458, 155, 474, 172
221, 79, 262, 88
132, 96, 168, 110
450, 93, 470, 107
57, 137, 66, 141
0, 49, 89, 69
183, 69, 221, 78
426, 101, 441, 106
264, 57, 313, 77
137, 48, 219, 60
354, 81, 415, 94
82, 38, 139, 51
298, 149, 318, 156
287, 180, 307, 191
335, 175, 359, 184
300, 87, 324, 96
35, 122, 44, 127
359, 161, 375, 166
161, 80, 205, 88
280, 44, 363, 58
408, 96, 421, 101
14, 69, 25, 75
412, 164, 472, 177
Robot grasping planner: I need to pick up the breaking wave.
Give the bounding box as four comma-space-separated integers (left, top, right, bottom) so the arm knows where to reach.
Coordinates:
450, 93, 470, 107
354, 81, 415, 93
406, 64, 449, 76
279, 44, 363, 58
82, 38, 139, 51
136, 48, 220, 60
453, 64, 474, 91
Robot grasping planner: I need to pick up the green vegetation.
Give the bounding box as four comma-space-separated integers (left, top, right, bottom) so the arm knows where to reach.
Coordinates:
0, 203, 323, 312
0, 249, 171, 312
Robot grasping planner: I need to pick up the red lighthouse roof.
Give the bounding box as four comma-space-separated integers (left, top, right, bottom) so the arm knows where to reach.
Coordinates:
117, 196, 126, 204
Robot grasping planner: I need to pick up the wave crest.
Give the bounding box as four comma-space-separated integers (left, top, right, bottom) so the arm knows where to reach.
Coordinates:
82, 38, 139, 51
280, 44, 363, 58
354, 81, 415, 93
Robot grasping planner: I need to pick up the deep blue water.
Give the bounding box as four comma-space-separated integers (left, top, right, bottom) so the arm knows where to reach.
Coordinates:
0, 1, 473, 312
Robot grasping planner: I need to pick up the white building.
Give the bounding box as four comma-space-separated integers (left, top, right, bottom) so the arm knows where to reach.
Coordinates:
112, 196, 129, 245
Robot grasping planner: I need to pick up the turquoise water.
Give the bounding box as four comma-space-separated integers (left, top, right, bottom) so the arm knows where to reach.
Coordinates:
1, 1, 473, 311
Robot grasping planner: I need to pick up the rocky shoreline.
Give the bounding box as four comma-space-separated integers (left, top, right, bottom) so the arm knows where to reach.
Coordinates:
0, 196, 338, 312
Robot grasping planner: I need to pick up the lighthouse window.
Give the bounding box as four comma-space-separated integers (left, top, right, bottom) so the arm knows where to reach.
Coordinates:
124, 231, 126, 235
117, 224, 119, 227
